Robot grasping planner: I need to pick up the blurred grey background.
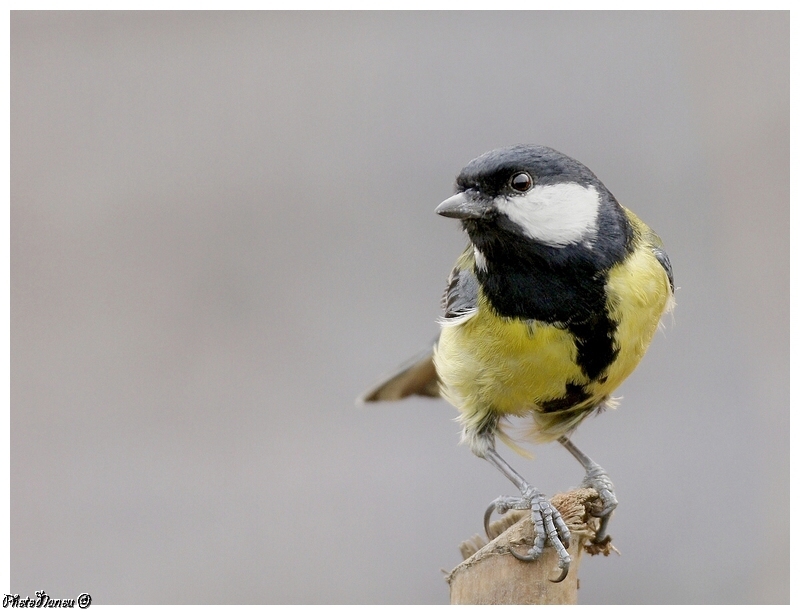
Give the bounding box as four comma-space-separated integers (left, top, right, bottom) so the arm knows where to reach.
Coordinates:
11, 11, 788, 604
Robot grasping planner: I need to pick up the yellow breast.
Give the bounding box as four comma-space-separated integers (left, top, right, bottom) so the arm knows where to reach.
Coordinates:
435, 301, 584, 418
434, 224, 672, 443
602, 241, 674, 392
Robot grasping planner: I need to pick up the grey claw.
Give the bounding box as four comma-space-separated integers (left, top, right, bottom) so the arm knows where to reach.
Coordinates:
581, 463, 618, 542
483, 501, 497, 539
509, 545, 539, 561
510, 546, 570, 583
483, 489, 571, 577
550, 563, 570, 584
595, 514, 612, 543
484, 495, 525, 539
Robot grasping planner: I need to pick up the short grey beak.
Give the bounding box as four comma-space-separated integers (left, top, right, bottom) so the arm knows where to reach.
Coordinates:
435, 191, 488, 219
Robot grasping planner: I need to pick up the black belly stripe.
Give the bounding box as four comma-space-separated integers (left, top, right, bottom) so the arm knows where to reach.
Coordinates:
568, 313, 619, 381
478, 264, 621, 383
466, 220, 628, 390
540, 382, 591, 413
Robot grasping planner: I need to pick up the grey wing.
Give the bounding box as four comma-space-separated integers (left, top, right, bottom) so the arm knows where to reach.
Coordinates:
359, 258, 478, 402
652, 245, 674, 293
359, 259, 479, 404
441, 263, 479, 323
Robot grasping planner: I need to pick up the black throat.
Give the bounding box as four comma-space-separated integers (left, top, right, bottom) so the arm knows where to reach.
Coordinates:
467, 220, 627, 381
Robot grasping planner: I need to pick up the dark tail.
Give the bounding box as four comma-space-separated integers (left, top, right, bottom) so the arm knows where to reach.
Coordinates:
358, 348, 440, 403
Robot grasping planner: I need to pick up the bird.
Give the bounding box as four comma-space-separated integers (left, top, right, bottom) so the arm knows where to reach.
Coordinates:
360, 144, 674, 582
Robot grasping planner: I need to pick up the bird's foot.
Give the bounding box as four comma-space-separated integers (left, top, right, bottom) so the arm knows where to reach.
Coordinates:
484, 486, 572, 583
580, 462, 618, 543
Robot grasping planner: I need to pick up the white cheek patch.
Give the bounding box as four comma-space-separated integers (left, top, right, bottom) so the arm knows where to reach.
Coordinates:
496, 183, 600, 247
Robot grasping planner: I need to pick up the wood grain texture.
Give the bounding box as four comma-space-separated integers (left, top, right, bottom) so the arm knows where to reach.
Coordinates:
447, 488, 614, 605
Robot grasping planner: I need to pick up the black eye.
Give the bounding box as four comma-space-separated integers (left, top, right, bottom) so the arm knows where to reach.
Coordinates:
510, 172, 533, 193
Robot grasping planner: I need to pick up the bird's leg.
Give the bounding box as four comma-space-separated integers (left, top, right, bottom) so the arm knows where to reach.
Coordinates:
479, 441, 572, 582
557, 435, 617, 543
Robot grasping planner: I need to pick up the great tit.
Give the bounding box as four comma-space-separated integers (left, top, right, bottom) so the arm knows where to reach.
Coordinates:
361, 145, 674, 582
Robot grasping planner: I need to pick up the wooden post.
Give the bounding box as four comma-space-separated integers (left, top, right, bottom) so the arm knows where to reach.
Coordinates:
447, 488, 613, 605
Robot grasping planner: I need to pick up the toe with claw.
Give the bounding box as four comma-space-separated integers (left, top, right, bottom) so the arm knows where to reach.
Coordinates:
484, 486, 572, 583
580, 462, 618, 542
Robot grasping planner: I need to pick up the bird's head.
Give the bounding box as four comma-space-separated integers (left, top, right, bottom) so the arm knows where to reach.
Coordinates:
436, 145, 630, 265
